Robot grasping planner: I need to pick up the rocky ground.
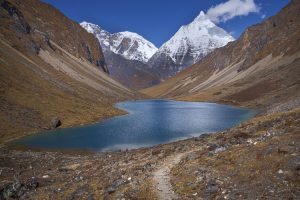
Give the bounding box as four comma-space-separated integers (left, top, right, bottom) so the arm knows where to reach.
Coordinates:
0, 106, 299, 199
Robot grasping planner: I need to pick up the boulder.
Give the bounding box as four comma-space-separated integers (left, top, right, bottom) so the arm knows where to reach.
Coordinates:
205, 179, 219, 194
25, 177, 39, 189
51, 117, 62, 129
106, 179, 124, 194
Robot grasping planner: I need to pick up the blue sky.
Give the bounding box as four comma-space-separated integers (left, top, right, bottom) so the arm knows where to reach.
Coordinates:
43, 0, 289, 47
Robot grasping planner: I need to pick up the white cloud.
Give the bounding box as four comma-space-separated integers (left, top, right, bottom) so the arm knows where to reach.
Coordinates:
261, 14, 266, 19
207, 0, 261, 24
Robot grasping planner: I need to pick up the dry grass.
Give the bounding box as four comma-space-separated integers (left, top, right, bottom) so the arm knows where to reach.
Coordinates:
170, 108, 300, 199
0, 108, 299, 199
0, 37, 137, 145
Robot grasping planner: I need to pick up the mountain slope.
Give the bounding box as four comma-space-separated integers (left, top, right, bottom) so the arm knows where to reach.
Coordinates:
143, 0, 300, 110
80, 22, 160, 89
104, 52, 161, 89
0, 0, 140, 144
148, 11, 234, 79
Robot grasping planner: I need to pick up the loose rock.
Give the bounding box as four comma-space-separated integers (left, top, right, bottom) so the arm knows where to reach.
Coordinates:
51, 117, 62, 129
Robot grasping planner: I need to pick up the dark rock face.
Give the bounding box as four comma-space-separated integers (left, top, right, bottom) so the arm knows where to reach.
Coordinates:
104, 51, 160, 89
96, 60, 109, 73
51, 117, 62, 129
147, 53, 177, 80
148, 47, 201, 80
0, 0, 31, 34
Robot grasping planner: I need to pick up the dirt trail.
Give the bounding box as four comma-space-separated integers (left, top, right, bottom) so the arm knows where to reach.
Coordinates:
153, 151, 194, 200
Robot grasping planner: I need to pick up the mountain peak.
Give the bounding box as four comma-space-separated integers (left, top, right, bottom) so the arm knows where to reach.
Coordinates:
194, 11, 208, 21
198, 11, 206, 18
81, 22, 157, 63
118, 31, 154, 44
150, 10, 235, 78
80, 22, 103, 34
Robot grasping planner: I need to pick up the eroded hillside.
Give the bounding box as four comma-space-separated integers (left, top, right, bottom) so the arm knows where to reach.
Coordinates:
0, 0, 141, 144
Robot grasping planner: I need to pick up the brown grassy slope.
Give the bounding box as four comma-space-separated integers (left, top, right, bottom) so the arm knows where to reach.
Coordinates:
0, 0, 108, 71
142, 0, 300, 110
0, 0, 141, 144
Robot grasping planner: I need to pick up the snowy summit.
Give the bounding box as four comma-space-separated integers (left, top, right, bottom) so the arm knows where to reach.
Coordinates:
161, 10, 234, 63
80, 22, 158, 63
81, 11, 234, 79
148, 11, 235, 78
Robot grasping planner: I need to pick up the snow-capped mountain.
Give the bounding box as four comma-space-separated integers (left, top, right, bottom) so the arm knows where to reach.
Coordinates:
80, 22, 157, 63
80, 22, 161, 89
81, 11, 234, 82
148, 11, 235, 79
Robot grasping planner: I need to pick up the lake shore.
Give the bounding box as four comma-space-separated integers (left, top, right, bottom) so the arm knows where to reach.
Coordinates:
0, 106, 129, 148
0, 105, 299, 199
9, 100, 256, 152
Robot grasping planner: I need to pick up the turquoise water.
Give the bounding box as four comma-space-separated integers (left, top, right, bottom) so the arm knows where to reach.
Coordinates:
12, 100, 256, 151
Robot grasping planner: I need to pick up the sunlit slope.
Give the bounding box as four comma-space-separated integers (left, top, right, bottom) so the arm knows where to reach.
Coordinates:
142, 1, 300, 110
0, 0, 141, 144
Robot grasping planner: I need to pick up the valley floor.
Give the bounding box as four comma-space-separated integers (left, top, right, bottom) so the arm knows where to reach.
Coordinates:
0, 104, 299, 199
